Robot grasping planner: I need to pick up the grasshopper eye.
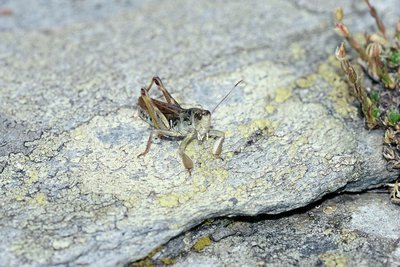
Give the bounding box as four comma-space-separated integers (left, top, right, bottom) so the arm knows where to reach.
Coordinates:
196, 110, 211, 119
194, 113, 202, 120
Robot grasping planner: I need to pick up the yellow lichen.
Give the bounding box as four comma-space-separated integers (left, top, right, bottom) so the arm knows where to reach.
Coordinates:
15, 195, 26, 201
318, 60, 358, 119
184, 141, 230, 194
131, 247, 162, 267
52, 238, 71, 250
169, 224, 181, 230
251, 119, 272, 132
193, 236, 212, 252
324, 228, 334, 235
274, 87, 293, 103
290, 43, 306, 60
323, 205, 337, 215
148, 134, 231, 208
322, 200, 338, 215
158, 193, 180, 208
203, 219, 215, 225
296, 74, 317, 88
283, 164, 308, 186
26, 168, 39, 185
195, 165, 228, 186
223, 151, 235, 161
71, 126, 86, 141
33, 192, 47, 205
319, 252, 347, 267
340, 229, 358, 244
124, 195, 140, 208
10, 241, 26, 256
224, 129, 234, 137
227, 222, 236, 229
287, 136, 309, 158
264, 104, 276, 114
160, 258, 177, 265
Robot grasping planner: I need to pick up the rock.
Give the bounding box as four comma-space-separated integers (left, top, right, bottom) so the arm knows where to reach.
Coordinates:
159, 192, 400, 266
0, 0, 399, 266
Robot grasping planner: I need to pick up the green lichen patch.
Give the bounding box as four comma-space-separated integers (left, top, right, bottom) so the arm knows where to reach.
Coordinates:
131, 247, 162, 267
160, 257, 177, 265
193, 236, 212, 252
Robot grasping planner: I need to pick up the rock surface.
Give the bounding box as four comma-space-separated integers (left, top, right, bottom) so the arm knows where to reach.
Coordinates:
0, 0, 399, 266
153, 192, 400, 266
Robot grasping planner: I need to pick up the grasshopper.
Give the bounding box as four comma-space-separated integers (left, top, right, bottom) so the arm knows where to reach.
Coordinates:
137, 76, 242, 174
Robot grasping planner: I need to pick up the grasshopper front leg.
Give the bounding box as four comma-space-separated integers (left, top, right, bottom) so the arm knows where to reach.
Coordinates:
209, 129, 225, 157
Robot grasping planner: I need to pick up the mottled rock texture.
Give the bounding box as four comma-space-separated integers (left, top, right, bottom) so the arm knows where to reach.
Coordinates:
156, 192, 400, 266
0, 0, 399, 266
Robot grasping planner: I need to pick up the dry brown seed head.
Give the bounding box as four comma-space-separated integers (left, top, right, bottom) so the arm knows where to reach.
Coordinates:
334, 22, 350, 37
384, 129, 396, 144
335, 42, 347, 60
366, 42, 382, 59
383, 146, 396, 160
369, 33, 387, 45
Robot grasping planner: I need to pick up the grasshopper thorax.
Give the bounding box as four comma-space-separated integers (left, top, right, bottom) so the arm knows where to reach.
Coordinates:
189, 108, 211, 141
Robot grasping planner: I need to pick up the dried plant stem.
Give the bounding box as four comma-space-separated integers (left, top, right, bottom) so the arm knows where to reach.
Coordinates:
335, 23, 369, 61
365, 0, 386, 39
336, 43, 378, 129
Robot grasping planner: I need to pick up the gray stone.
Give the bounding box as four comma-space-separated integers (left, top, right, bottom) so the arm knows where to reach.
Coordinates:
161, 192, 400, 267
0, 0, 399, 266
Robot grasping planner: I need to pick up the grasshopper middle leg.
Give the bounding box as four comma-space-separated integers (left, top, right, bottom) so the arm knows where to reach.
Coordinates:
138, 129, 183, 158
138, 129, 196, 174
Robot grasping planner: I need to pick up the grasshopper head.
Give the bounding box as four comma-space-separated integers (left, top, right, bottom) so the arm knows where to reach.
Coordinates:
191, 108, 211, 141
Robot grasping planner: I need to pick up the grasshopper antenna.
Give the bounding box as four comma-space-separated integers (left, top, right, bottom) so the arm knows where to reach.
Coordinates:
211, 80, 243, 114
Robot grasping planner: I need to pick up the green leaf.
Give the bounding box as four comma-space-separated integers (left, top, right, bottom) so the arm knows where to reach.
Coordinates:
372, 106, 380, 118
389, 51, 400, 65
388, 110, 400, 125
